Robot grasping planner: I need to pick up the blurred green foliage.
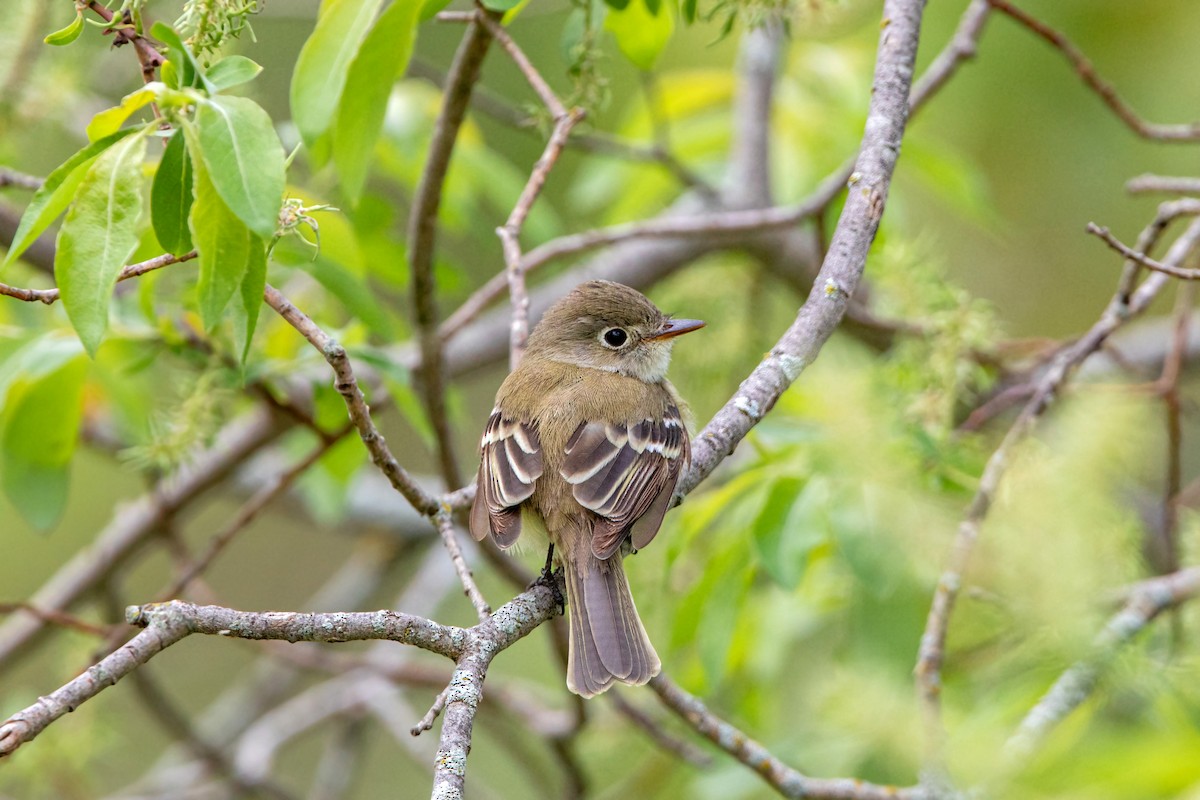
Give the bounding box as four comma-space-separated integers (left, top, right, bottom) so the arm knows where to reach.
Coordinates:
1, 1, 1199, 798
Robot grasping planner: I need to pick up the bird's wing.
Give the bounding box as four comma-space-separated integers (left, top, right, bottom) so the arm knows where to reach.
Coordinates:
470, 409, 543, 549
560, 404, 688, 559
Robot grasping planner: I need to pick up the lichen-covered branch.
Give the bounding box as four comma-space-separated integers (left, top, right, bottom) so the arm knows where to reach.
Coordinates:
679, 0, 927, 496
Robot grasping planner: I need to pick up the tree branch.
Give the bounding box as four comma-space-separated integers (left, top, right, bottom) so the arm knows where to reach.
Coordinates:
648, 675, 937, 800
406, 12, 499, 490
1087, 222, 1200, 280
0, 407, 288, 671
914, 213, 1200, 779
263, 284, 441, 517
434, 510, 491, 621
985, 0, 1200, 141
679, 0, 926, 497
0, 250, 196, 304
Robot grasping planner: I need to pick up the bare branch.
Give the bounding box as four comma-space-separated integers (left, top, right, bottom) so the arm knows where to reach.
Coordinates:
0, 250, 196, 304
1127, 174, 1200, 196
263, 284, 441, 516
986, 0, 1200, 141
915, 214, 1200, 777
412, 685, 451, 737
909, 0, 992, 113
1087, 222, 1200, 280
0, 167, 42, 190
434, 510, 491, 621
500, 108, 585, 366
648, 675, 936, 800
679, 0, 927, 496
407, 12, 500, 490
473, 12, 567, 120
0, 407, 287, 670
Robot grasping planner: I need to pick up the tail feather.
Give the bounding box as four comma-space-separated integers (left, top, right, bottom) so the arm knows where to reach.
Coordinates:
564, 557, 661, 698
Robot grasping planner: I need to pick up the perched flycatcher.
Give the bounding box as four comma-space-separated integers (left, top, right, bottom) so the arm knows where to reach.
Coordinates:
470, 280, 704, 697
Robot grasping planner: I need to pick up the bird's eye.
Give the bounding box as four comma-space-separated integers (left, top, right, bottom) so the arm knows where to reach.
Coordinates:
601, 328, 628, 348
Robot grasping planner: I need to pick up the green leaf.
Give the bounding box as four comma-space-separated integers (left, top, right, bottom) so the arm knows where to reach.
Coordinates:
150, 22, 210, 91
680, 0, 696, 24
2, 129, 137, 271
333, 0, 422, 203
55, 131, 150, 356
752, 475, 826, 588
480, 0, 523, 9
86, 85, 161, 141
420, 0, 453, 20
290, 0, 385, 149
0, 339, 87, 532
229, 235, 267, 362
44, 12, 84, 46
188, 147, 251, 328
151, 130, 195, 255
206, 55, 264, 91
194, 95, 286, 238
161, 58, 182, 90
605, 0, 674, 70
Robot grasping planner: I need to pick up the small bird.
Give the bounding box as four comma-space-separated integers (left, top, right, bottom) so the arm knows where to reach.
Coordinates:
470, 281, 704, 697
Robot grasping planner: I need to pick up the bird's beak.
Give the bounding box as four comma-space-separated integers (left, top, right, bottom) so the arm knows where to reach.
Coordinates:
648, 318, 706, 340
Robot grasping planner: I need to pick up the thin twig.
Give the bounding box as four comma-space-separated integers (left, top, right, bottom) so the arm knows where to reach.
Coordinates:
914, 214, 1200, 779
0, 603, 110, 637
1113, 199, 1200, 306
986, 0, 1200, 141
0, 167, 42, 190
155, 434, 348, 601
499, 108, 585, 366
1127, 174, 1200, 196
85, 1, 164, 81
263, 284, 441, 516
434, 510, 491, 621
436, 0, 989, 369
678, 0, 926, 497
472, 12, 566, 119
407, 13, 499, 490
411, 685, 451, 737
607, 691, 712, 768
648, 675, 936, 800
0, 250, 196, 304
909, 0, 992, 114
1087, 222, 1200, 280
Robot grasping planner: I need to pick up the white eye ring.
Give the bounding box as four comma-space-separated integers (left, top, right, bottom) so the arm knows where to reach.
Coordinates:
600, 327, 629, 348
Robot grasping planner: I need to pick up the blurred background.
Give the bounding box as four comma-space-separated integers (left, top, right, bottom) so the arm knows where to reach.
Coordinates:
2, 1, 1200, 798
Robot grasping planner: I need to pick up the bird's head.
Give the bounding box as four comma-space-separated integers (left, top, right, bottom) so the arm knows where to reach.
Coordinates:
526, 280, 705, 382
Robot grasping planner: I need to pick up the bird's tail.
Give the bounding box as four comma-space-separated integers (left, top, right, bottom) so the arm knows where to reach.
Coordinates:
563, 554, 661, 698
